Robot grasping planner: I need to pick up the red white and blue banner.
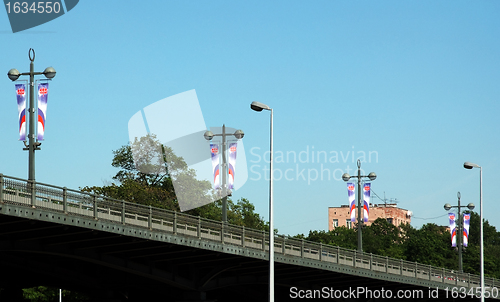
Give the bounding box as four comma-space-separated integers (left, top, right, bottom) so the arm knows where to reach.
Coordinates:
210, 143, 220, 190
347, 183, 355, 222
15, 83, 27, 141
37, 83, 49, 140
228, 142, 237, 190
363, 183, 370, 223
463, 213, 471, 247
449, 213, 457, 247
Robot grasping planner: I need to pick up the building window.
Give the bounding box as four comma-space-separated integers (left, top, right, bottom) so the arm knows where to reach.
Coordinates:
346, 220, 352, 229
332, 219, 338, 229
386, 218, 393, 224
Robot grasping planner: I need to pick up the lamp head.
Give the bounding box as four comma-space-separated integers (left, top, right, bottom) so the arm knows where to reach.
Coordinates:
204, 131, 214, 141
250, 101, 271, 112
43, 67, 56, 79
467, 203, 475, 210
368, 172, 377, 181
444, 203, 452, 211
7, 68, 20, 81
342, 173, 350, 182
464, 162, 480, 169
234, 129, 244, 139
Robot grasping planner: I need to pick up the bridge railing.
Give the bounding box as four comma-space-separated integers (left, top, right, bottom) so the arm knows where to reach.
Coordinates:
0, 173, 496, 292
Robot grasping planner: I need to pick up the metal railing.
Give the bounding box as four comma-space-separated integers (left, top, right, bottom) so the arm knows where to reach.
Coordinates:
0, 173, 497, 291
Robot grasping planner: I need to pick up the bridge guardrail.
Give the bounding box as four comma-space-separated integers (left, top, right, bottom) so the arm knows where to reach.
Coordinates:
0, 173, 496, 292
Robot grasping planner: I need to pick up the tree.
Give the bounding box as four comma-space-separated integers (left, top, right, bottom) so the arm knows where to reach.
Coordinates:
462, 211, 500, 278
82, 134, 268, 230
82, 134, 209, 211
402, 223, 456, 268
297, 227, 357, 250
363, 218, 404, 258
22, 286, 88, 302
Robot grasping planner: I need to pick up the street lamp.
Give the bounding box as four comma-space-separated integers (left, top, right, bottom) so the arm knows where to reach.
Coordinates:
203, 125, 244, 223
7, 49, 56, 202
464, 161, 484, 302
444, 191, 475, 272
250, 101, 274, 302
342, 159, 376, 252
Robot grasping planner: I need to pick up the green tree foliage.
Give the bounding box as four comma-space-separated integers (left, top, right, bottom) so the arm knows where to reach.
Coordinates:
295, 226, 357, 250
22, 286, 88, 302
82, 134, 187, 210
82, 134, 268, 231
402, 223, 456, 268
301, 214, 500, 278
462, 211, 500, 278
363, 218, 404, 258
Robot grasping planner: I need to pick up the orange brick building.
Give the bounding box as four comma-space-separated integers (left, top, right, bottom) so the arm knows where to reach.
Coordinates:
328, 203, 412, 231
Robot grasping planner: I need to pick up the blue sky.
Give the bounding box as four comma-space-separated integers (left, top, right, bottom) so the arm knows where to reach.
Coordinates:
0, 1, 499, 236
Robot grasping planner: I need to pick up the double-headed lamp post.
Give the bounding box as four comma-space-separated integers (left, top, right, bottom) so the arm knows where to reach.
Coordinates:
464, 161, 484, 302
444, 191, 475, 272
342, 159, 376, 252
250, 101, 274, 302
203, 125, 244, 223
7, 48, 56, 183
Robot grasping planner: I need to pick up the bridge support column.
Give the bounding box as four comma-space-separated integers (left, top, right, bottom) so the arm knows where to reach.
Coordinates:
121, 202, 125, 224
283, 235, 290, 255
221, 222, 225, 244
301, 239, 304, 258
370, 253, 373, 271
197, 216, 201, 239
63, 187, 67, 213
262, 231, 265, 251
148, 205, 152, 230
241, 226, 245, 247
173, 212, 177, 234
30, 179, 36, 207
93, 194, 97, 219
386, 256, 389, 273
0, 174, 3, 202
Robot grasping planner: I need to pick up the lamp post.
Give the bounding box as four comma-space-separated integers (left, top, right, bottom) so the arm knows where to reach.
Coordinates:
464, 161, 483, 302
203, 125, 244, 223
342, 159, 376, 252
444, 191, 475, 272
250, 101, 274, 302
7, 49, 56, 196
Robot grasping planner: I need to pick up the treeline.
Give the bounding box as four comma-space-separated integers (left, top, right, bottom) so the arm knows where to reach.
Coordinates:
294, 212, 500, 278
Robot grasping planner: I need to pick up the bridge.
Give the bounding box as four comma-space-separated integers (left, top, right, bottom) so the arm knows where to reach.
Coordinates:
0, 173, 498, 301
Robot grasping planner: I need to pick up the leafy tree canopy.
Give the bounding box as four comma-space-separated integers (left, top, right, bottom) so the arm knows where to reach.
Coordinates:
82, 134, 268, 231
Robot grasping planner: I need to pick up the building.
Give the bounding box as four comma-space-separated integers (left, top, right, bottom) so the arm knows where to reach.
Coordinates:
328, 203, 412, 231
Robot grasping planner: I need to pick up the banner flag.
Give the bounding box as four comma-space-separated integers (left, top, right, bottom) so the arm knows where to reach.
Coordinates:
228, 142, 237, 190
37, 83, 49, 140
449, 213, 457, 247
363, 183, 370, 222
15, 83, 27, 141
210, 143, 220, 190
347, 182, 355, 222
463, 213, 471, 247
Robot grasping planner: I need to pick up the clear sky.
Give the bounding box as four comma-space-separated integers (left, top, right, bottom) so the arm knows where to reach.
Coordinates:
0, 1, 499, 237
